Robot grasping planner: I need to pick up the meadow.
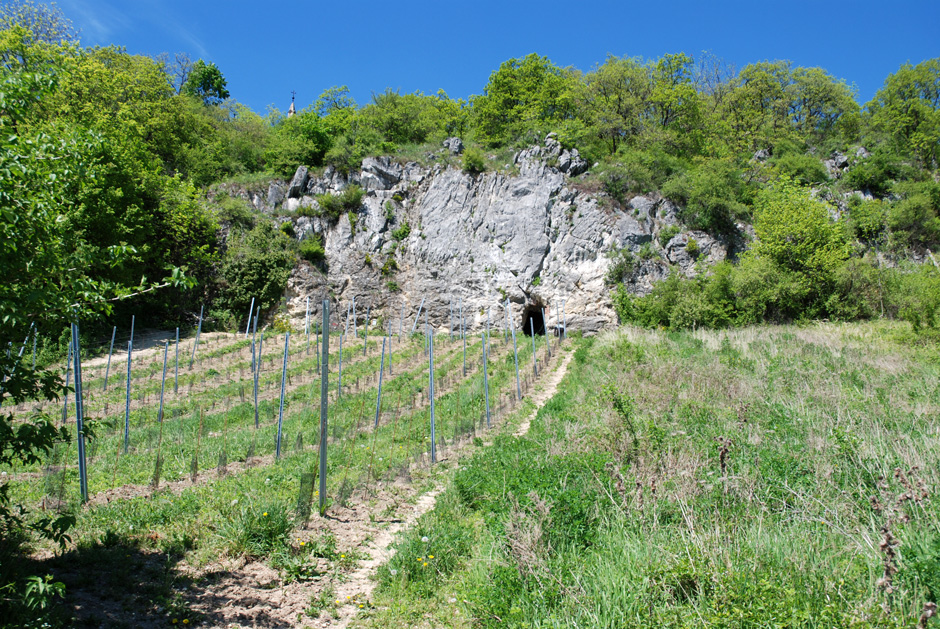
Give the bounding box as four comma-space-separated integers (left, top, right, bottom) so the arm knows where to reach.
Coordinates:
365, 321, 940, 629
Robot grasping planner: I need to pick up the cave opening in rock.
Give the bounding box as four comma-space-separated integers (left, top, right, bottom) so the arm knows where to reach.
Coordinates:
522, 307, 545, 336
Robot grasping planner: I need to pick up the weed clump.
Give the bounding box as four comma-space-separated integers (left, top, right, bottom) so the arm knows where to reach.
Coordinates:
218, 501, 292, 559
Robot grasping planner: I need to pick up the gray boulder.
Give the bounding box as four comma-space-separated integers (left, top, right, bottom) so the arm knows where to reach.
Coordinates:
266, 182, 286, 209
442, 137, 464, 155
558, 148, 588, 176
287, 166, 309, 199
824, 152, 849, 178
360, 156, 402, 191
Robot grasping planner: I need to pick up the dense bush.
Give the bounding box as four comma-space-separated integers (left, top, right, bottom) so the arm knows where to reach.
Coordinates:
298, 235, 325, 265
214, 194, 257, 229
846, 195, 887, 241
841, 151, 918, 197
215, 221, 296, 319
661, 159, 750, 235
462, 146, 486, 174
391, 221, 411, 241
770, 150, 829, 185
616, 250, 940, 335
605, 247, 636, 285
309, 185, 365, 221
657, 224, 681, 248
887, 181, 940, 248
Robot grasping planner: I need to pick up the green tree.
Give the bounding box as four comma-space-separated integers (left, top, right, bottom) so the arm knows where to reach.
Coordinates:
714, 61, 859, 155
866, 58, 940, 167
265, 107, 332, 176
741, 179, 850, 317
434, 89, 469, 138
314, 85, 357, 136
648, 53, 704, 155
216, 221, 296, 317
182, 58, 230, 106
358, 88, 448, 147
0, 21, 193, 621
788, 66, 860, 145
661, 158, 748, 233
0, 0, 75, 66
718, 61, 794, 153
578, 55, 651, 155
472, 53, 578, 146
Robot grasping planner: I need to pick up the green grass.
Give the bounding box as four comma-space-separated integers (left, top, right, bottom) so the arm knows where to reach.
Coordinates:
365, 321, 940, 628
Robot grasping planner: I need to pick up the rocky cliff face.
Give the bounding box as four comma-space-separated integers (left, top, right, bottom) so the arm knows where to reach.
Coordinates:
226, 136, 734, 335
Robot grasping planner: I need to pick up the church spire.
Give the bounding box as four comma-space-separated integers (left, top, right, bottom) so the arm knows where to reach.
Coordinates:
288, 90, 296, 118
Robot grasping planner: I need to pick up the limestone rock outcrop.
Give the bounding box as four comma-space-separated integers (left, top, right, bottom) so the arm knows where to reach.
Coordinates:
233, 135, 736, 335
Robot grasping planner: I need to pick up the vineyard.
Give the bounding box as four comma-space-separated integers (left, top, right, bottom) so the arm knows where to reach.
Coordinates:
3, 303, 572, 627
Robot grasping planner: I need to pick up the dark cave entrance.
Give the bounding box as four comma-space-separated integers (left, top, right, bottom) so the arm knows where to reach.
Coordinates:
522, 307, 546, 336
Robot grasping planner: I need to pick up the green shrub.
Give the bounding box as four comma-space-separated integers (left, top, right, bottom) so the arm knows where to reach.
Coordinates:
847, 195, 887, 241
842, 151, 919, 197
347, 210, 357, 235
605, 247, 636, 285
602, 147, 688, 204
391, 221, 411, 241
385, 281, 400, 292
685, 237, 701, 258
749, 180, 849, 301
638, 242, 656, 260
827, 256, 890, 321
314, 185, 365, 221
602, 163, 647, 205
380, 255, 398, 276
214, 194, 257, 229
279, 221, 295, 237
462, 146, 486, 174
894, 263, 940, 332
887, 182, 940, 248
315, 193, 342, 219
662, 159, 749, 235
216, 221, 296, 319
298, 235, 325, 265
771, 152, 829, 185
658, 225, 681, 248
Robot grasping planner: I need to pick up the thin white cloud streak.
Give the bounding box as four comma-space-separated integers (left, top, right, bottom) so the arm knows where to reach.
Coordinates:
58, 0, 209, 58
57, 0, 132, 44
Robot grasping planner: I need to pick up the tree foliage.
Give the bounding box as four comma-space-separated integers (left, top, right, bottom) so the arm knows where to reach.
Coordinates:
866, 59, 940, 167
472, 53, 578, 146
181, 58, 230, 106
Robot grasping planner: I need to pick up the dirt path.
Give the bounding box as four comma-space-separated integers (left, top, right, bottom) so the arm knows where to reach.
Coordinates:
326, 345, 574, 628
514, 349, 574, 437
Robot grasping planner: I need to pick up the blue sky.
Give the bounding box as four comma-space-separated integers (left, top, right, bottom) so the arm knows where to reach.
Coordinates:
58, 0, 939, 116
